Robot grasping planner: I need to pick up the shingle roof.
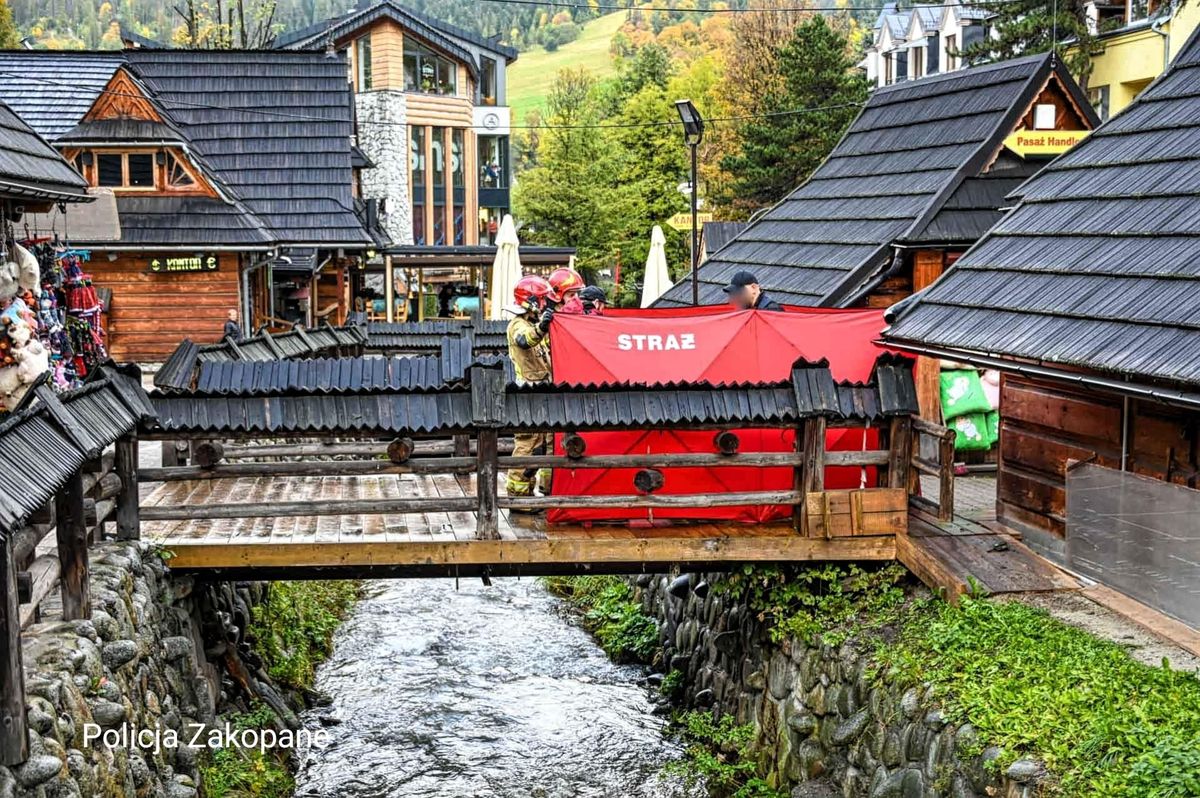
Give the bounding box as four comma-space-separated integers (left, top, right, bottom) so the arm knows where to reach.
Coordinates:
885, 30, 1200, 391
0, 50, 370, 249
657, 54, 1092, 309
57, 118, 186, 145
0, 98, 88, 202
701, 222, 748, 259
147, 355, 918, 437
0, 52, 124, 139
0, 365, 154, 536
126, 49, 370, 247
273, 0, 518, 62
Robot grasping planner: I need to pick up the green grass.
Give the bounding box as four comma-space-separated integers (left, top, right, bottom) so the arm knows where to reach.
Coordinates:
247, 580, 360, 691
199, 705, 293, 798
542, 575, 659, 662
874, 597, 1200, 797
507, 11, 627, 122
667, 711, 785, 798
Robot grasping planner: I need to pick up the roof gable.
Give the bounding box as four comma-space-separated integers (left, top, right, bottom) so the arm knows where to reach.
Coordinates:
84, 67, 164, 123
0, 52, 123, 140
885, 35, 1200, 390
657, 54, 1071, 309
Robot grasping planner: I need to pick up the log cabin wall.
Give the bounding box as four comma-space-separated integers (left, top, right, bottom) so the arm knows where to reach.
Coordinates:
997, 373, 1200, 551
98, 252, 241, 362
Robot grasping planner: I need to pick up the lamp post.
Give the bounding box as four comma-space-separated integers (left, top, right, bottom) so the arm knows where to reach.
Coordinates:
674, 99, 704, 306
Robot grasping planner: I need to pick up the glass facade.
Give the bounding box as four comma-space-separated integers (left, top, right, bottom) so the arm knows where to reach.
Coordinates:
432, 126, 446, 245
356, 35, 373, 91
410, 126, 426, 245
404, 42, 457, 95
452, 129, 465, 245
478, 135, 508, 189
480, 56, 498, 105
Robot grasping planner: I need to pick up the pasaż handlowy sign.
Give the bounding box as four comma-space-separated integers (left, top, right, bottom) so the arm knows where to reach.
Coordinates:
148, 254, 218, 273
1003, 129, 1090, 157
546, 307, 893, 524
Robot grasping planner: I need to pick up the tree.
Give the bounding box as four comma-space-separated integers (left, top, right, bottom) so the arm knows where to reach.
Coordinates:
513, 69, 618, 269
959, 0, 1099, 85
173, 0, 278, 48
0, 0, 20, 49
721, 15, 867, 215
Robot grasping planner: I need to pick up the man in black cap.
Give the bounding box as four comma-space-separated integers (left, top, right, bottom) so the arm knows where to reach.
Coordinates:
723, 270, 782, 311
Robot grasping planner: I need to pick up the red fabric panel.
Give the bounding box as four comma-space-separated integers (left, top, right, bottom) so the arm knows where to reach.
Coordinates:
546, 307, 889, 525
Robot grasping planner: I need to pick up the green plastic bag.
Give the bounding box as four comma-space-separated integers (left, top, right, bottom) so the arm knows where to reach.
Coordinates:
951, 412, 991, 452
940, 370, 992, 419
986, 410, 1000, 447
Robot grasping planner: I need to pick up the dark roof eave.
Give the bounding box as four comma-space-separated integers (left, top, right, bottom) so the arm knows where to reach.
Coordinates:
0, 178, 91, 203
883, 337, 1200, 410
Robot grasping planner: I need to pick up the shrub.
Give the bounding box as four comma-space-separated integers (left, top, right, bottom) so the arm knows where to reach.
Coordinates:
543, 575, 659, 662
247, 580, 359, 691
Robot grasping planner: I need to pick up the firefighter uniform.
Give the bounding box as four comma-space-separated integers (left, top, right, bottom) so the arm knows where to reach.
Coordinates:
506, 313, 554, 497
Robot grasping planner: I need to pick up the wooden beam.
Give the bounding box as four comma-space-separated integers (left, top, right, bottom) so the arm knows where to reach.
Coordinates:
141, 495, 479, 521
499, 451, 886, 470
796, 417, 827, 534
1, 535, 28, 764
158, 533, 898, 571
54, 471, 89, 621
211, 439, 514, 460
476, 430, 500, 540
115, 435, 139, 541
140, 457, 477, 482
500, 490, 802, 510
17, 553, 60, 629
937, 428, 955, 521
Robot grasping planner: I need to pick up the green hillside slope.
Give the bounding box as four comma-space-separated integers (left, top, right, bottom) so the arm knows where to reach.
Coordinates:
508, 11, 626, 122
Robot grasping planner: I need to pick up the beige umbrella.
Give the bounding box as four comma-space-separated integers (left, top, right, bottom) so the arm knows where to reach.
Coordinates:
488, 214, 522, 319
640, 224, 673, 308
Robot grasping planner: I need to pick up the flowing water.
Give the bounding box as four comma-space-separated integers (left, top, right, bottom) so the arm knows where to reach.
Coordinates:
293, 578, 704, 798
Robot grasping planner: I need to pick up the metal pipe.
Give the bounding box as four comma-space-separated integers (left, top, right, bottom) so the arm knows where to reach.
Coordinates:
1151, 10, 1171, 71
1120, 393, 1131, 471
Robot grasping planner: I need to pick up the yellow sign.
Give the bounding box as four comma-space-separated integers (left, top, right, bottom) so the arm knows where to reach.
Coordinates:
149, 254, 218, 273
667, 212, 713, 231
1003, 129, 1090, 157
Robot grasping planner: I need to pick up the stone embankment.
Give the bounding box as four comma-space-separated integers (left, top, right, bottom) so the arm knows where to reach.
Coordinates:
2, 542, 268, 798
635, 573, 1046, 798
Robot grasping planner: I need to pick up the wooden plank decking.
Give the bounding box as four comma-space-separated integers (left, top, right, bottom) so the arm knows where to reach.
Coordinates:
142, 474, 896, 576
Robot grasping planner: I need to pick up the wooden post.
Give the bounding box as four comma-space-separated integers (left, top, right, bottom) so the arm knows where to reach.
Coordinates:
1, 534, 28, 765
887, 416, 913, 491
54, 472, 89, 621
938, 428, 955, 521
794, 417, 827, 535
384, 254, 395, 323
476, 430, 500, 540
470, 363, 507, 541
115, 434, 140, 541
453, 435, 471, 458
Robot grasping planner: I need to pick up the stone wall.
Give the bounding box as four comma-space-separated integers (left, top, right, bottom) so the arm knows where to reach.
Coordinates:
635, 573, 1047, 798
356, 90, 413, 246
1, 543, 259, 798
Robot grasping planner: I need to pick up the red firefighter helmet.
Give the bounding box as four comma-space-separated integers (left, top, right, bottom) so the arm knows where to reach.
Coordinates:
513, 275, 554, 313
548, 267, 585, 302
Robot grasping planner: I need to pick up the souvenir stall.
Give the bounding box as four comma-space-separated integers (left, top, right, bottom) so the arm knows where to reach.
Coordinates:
0, 238, 109, 410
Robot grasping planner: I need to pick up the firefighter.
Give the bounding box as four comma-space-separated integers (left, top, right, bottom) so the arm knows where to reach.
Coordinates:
505, 275, 555, 501
548, 267, 586, 312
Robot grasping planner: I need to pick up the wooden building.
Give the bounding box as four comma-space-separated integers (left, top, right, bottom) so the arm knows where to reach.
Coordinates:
657, 53, 1096, 312
884, 29, 1200, 590
0, 50, 372, 362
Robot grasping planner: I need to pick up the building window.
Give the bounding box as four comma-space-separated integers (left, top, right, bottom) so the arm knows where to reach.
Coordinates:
410, 126, 426, 245
93, 151, 156, 189
452, 128, 465, 246
884, 53, 894, 85
945, 34, 958, 71
127, 153, 154, 187
478, 206, 507, 246
404, 41, 457, 95
912, 46, 925, 79
432, 126, 446, 245
895, 51, 908, 82
480, 56, 498, 105
97, 153, 123, 186
1089, 85, 1111, 122
166, 153, 196, 189
927, 37, 940, 75
356, 35, 373, 91
478, 135, 508, 189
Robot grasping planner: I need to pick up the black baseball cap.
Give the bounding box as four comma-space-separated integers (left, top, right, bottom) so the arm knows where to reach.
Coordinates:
722, 270, 759, 293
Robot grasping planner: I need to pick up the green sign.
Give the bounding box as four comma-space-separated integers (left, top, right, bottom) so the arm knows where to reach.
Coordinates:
149, 254, 218, 273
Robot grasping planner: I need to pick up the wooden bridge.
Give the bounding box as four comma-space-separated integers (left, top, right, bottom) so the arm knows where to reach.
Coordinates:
1, 343, 1077, 766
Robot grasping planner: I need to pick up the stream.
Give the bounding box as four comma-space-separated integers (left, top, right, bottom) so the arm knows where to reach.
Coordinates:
293, 578, 705, 798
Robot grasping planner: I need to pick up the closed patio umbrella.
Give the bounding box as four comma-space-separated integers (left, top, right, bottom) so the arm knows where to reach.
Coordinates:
488, 214, 522, 319
640, 225, 673, 308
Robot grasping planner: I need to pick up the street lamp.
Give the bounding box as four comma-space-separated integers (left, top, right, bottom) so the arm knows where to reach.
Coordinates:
675, 99, 704, 306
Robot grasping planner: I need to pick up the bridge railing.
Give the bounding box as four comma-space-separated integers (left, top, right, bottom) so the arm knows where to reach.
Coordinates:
137, 358, 935, 540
